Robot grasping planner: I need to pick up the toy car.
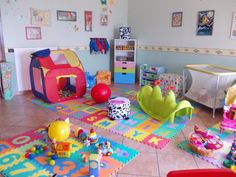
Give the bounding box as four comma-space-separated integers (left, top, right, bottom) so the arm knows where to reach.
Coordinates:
96, 141, 113, 156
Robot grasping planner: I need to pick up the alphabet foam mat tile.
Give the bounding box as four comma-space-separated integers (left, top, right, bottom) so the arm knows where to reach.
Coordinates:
178, 124, 235, 168
32, 86, 197, 149
0, 125, 138, 177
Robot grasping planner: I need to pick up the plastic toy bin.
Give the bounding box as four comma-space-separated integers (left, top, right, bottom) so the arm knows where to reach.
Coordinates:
183, 64, 236, 117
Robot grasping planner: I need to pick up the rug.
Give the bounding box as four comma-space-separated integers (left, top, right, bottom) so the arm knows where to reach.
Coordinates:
32, 85, 197, 149
178, 124, 235, 168
0, 125, 138, 177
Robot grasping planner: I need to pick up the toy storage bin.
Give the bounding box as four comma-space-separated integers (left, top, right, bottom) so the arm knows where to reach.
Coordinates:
183, 64, 236, 117
139, 64, 166, 86
96, 70, 111, 85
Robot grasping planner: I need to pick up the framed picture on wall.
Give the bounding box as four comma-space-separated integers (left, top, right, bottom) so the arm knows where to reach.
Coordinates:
25, 26, 41, 40
196, 10, 214, 35
230, 12, 236, 39
84, 11, 92, 31
171, 12, 183, 27
57, 10, 77, 21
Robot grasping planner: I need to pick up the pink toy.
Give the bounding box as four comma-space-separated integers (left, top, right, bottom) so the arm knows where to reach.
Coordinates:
189, 126, 223, 157
91, 83, 111, 103
220, 104, 236, 133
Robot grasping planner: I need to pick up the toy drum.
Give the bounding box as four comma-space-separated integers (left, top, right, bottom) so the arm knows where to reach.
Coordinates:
107, 97, 130, 120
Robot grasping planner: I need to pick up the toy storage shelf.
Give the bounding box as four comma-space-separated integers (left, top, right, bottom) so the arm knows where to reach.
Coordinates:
114, 39, 136, 84
139, 64, 166, 86
183, 64, 236, 117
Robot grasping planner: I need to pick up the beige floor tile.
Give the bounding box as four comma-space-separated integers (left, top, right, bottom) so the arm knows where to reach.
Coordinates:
156, 137, 187, 155
194, 156, 218, 169
119, 152, 159, 176
1, 126, 36, 140
122, 137, 156, 153
158, 153, 198, 177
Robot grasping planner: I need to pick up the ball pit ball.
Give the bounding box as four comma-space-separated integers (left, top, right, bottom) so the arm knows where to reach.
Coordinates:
91, 83, 111, 103
28, 153, 35, 159
31, 147, 36, 152
51, 154, 58, 160
49, 159, 55, 166
47, 151, 52, 157
43, 146, 48, 151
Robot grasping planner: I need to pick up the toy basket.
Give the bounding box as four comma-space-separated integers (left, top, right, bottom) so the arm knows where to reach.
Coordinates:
189, 142, 214, 157
188, 126, 223, 157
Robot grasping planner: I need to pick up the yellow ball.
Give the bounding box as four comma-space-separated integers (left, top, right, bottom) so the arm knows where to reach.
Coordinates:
49, 159, 55, 166
31, 147, 36, 152
47, 151, 52, 157
48, 118, 70, 142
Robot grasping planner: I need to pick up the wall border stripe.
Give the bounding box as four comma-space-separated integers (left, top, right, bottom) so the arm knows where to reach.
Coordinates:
137, 45, 236, 57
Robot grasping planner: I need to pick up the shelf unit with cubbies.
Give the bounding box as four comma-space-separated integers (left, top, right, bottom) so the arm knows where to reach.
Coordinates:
114, 39, 136, 84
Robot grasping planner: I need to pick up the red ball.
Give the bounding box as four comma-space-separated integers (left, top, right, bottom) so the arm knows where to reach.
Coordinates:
91, 84, 111, 103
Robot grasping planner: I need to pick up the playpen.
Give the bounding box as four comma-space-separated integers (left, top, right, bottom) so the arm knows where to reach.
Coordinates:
183, 64, 236, 117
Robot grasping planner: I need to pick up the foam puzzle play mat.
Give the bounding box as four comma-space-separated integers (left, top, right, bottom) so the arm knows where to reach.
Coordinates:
0, 120, 138, 177
32, 85, 198, 150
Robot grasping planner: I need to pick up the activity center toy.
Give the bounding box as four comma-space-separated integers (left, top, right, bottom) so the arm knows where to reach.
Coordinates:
137, 84, 193, 123
189, 126, 223, 157
30, 48, 86, 103
89, 154, 100, 177
107, 96, 130, 120
223, 139, 236, 168
74, 127, 98, 145
47, 118, 71, 142
91, 83, 111, 103
220, 84, 236, 133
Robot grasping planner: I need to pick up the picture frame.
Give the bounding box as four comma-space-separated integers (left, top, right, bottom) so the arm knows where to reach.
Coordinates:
197, 10, 215, 36
57, 10, 77, 21
100, 14, 108, 26
84, 11, 92, 31
25, 26, 41, 40
171, 12, 183, 27
230, 12, 236, 39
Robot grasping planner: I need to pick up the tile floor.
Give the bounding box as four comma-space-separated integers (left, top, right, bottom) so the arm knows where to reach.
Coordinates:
0, 85, 223, 177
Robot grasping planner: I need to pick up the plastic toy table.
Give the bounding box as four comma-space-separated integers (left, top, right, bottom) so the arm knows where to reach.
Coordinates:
183, 64, 236, 117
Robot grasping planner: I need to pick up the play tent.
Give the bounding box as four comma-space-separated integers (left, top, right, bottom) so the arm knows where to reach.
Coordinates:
30, 48, 86, 103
